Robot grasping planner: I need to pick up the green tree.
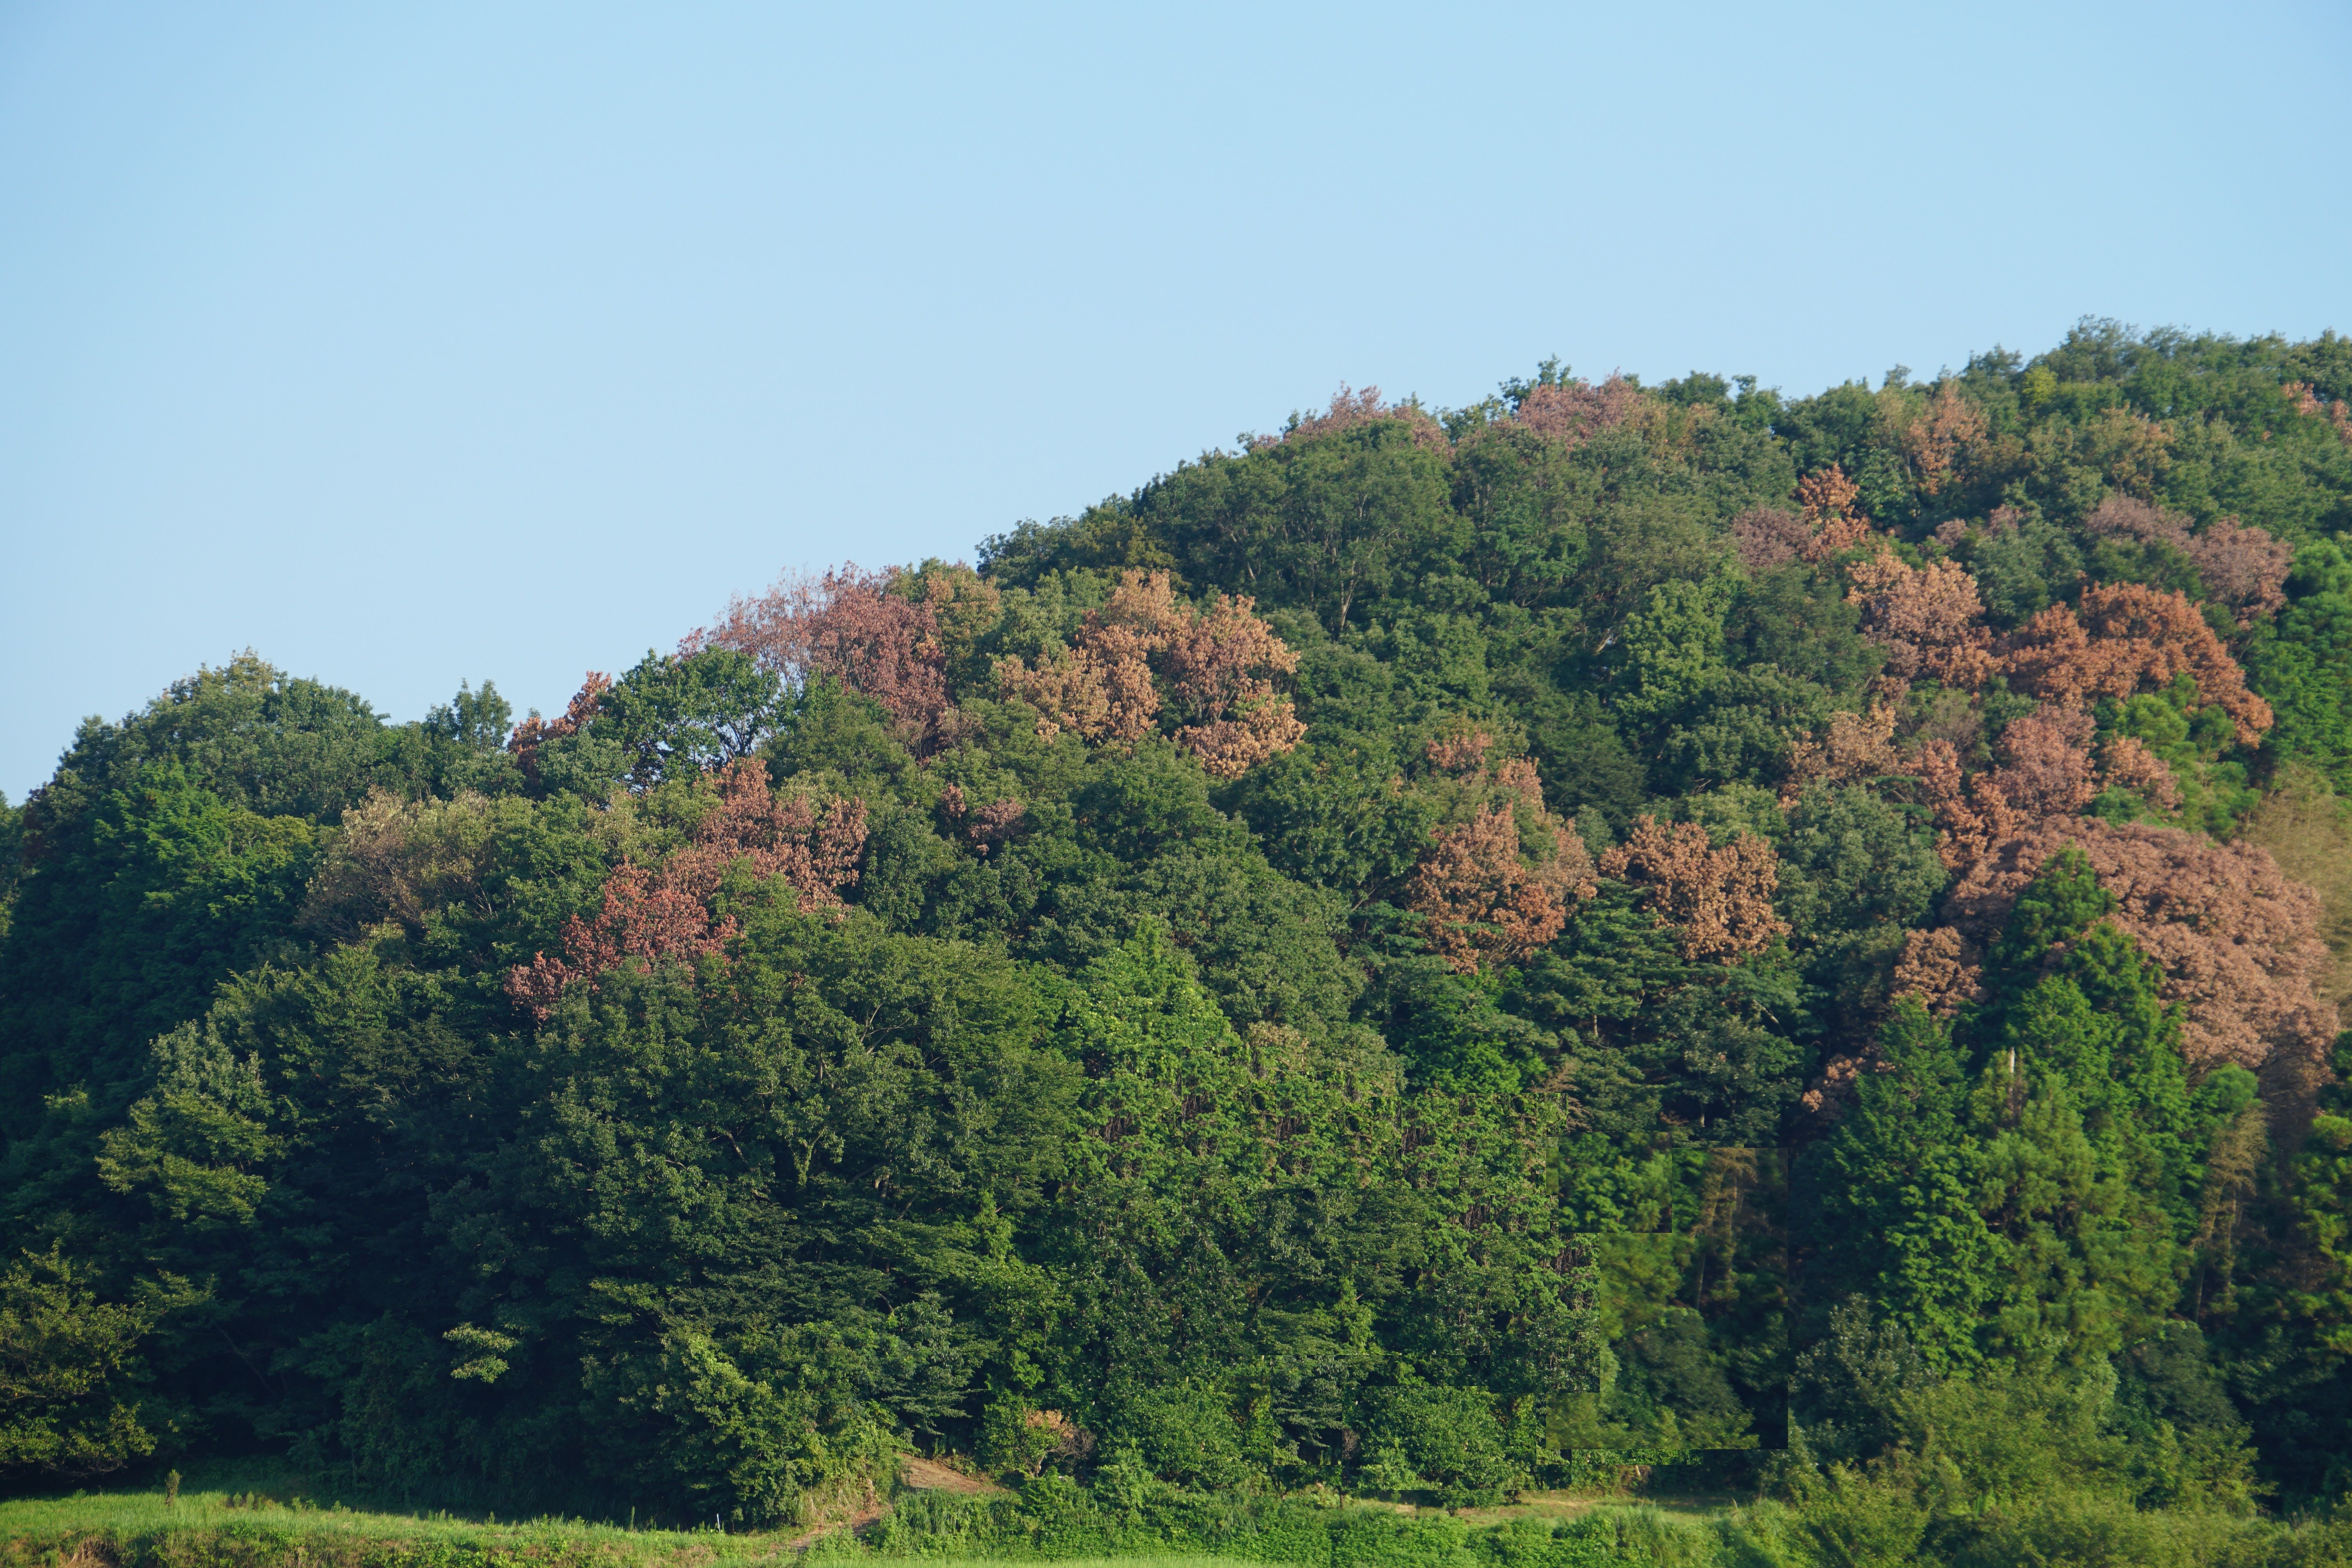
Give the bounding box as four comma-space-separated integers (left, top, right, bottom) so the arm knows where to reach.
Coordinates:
0, 1247, 160, 1483
2251, 540, 2352, 789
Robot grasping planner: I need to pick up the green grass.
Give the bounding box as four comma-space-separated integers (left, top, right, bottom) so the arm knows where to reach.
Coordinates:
20, 1470, 2352, 1568
0, 1472, 1299, 1568
0, 1468, 799, 1565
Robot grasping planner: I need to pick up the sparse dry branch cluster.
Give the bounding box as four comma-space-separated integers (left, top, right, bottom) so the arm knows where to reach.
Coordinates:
994, 569, 1305, 778
507, 670, 612, 786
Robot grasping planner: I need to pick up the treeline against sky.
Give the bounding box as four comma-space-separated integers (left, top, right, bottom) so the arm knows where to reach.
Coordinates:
5, 320, 2352, 1561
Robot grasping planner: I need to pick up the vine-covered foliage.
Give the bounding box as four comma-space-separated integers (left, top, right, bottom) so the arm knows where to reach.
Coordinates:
5, 321, 2352, 1552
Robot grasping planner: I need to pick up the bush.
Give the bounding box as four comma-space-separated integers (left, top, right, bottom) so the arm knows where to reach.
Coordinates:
1354, 1387, 1523, 1506
1096, 1382, 1254, 1493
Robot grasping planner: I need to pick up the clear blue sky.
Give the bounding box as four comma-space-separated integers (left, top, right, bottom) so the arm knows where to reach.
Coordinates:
4, 1, 2347, 801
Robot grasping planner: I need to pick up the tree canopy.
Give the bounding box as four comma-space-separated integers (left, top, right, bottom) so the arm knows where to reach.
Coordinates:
5, 321, 2352, 1548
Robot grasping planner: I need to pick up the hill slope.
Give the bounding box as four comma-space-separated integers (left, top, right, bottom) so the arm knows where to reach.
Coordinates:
5, 322, 2352, 1552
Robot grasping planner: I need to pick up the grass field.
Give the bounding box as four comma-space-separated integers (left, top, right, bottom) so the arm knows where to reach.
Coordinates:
0, 1461, 1734, 1568
0, 1475, 762, 1565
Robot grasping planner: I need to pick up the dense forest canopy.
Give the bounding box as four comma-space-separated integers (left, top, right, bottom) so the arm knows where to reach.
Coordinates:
7, 319, 2352, 1552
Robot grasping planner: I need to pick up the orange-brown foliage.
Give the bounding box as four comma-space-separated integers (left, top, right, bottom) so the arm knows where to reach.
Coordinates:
1600, 817, 1788, 963
1916, 737, 2017, 874
1509, 375, 1642, 447
2287, 381, 2352, 448
2187, 517, 2295, 625
690, 565, 953, 750
1248, 384, 1451, 455
1808, 918, 1987, 1116
1802, 1053, 1872, 1117
995, 571, 1304, 778
1891, 926, 1986, 1018
2000, 583, 2273, 746
506, 760, 866, 1017
1782, 701, 1906, 802
1915, 705, 2126, 872
1915, 702, 2203, 875
1161, 585, 1307, 777
1406, 745, 1594, 974
1900, 382, 1989, 498
2084, 496, 2290, 625
1735, 472, 1882, 574
1411, 807, 1588, 973
1797, 465, 1862, 526
1794, 465, 1876, 559
1942, 821, 2339, 1079
2100, 735, 2183, 811
1731, 507, 1812, 575
938, 782, 1025, 855
1987, 705, 2101, 822
1425, 728, 1495, 776
1845, 550, 1997, 688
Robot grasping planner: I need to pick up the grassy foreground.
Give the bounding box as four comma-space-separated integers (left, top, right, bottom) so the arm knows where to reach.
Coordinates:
0, 1475, 783, 1568
0, 1466, 1729, 1568
13, 1468, 2352, 1568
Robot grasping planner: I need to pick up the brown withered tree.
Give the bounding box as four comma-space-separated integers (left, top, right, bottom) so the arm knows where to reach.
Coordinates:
1845, 550, 1998, 688
1406, 735, 1595, 973
1899, 381, 1990, 500
1941, 821, 2338, 1083
2288, 380, 2352, 448
1600, 816, 1788, 963
939, 782, 1025, 856
1246, 384, 1451, 455
1508, 374, 1641, 447
2001, 583, 2274, 746
688, 565, 953, 752
1913, 704, 2185, 874
1731, 506, 1812, 575
506, 759, 866, 1017
1793, 465, 1876, 558
2100, 734, 2183, 811
1890, 926, 1986, 1019
2083, 495, 2291, 625
995, 570, 1305, 778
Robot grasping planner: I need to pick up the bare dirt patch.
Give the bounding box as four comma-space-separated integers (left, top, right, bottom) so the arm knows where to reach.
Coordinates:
896, 1455, 1002, 1496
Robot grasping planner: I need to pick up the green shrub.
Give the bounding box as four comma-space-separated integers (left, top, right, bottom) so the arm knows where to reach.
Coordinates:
1354, 1387, 1523, 1507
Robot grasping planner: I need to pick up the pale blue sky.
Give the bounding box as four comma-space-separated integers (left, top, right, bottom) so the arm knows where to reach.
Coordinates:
4, 1, 2347, 800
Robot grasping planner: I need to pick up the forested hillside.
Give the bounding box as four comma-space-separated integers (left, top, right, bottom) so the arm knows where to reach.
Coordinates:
7, 320, 2352, 1559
